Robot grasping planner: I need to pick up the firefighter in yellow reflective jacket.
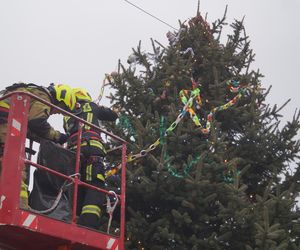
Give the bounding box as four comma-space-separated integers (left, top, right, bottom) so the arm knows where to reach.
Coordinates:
0, 82, 76, 208
63, 87, 118, 229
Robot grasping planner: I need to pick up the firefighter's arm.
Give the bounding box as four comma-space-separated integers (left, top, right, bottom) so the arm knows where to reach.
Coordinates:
96, 105, 118, 122
27, 101, 62, 142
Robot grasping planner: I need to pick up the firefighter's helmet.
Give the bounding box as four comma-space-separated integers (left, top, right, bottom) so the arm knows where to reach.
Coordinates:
48, 83, 76, 111
73, 87, 92, 103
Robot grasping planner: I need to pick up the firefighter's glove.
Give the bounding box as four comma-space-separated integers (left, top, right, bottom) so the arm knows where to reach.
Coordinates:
57, 133, 68, 145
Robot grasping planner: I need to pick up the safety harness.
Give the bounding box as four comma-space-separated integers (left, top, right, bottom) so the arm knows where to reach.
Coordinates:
106, 191, 119, 234
67, 130, 107, 155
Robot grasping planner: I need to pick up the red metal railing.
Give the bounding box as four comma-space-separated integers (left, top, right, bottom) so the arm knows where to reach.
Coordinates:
0, 91, 127, 250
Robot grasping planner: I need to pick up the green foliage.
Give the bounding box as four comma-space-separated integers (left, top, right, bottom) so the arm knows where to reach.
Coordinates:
108, 7, 300, 250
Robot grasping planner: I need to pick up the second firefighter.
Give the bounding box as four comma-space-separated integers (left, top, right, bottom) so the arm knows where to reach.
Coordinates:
63, 88, 118, 229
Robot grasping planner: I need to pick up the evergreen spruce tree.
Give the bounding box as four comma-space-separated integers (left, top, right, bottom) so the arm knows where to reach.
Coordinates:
106, 6, 300, 250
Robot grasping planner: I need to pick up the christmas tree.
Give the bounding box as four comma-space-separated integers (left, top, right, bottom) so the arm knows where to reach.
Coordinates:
106, 6, 300, 250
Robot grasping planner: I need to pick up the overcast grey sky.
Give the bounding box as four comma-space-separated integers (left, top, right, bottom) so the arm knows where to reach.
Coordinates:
0, 0, 299, 127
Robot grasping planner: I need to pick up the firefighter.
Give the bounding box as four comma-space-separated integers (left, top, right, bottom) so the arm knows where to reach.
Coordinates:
0, 82, 76, 208
63, 87, 118, 229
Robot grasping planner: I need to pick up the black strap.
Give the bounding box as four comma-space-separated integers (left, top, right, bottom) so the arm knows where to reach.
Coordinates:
0, 143, 4, 156
5, 82, 44, 92
68, 130, 101, 146
86, 155, 103, 164
5, 83, 53, 102
5, 82, 29, 91
25, 147, 36, 155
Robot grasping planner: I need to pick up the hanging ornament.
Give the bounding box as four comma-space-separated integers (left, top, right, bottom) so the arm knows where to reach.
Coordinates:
226, 80, 240, 93
147, 47, 161, 66
110, 71, 119, 78
166, 27, 186, 46
127, 53, 139, 71
180, 47, 195, 58
160, 90, 167, 100
164, 81, 171, 87
147, 88, 155, 96
154, 89, 168, 103
127, 53, 139, 64
166, 31, 178, 45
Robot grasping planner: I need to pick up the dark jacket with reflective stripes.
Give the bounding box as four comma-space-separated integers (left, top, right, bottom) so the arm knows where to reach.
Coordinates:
63, 102, 118, 156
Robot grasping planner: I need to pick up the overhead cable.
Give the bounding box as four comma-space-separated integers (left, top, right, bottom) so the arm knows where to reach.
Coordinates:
123, 0, 178, 31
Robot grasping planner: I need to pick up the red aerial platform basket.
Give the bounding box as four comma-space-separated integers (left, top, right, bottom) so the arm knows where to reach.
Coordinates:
0, 91, 127, 250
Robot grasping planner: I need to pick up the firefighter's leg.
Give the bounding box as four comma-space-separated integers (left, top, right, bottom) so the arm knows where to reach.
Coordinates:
20, 169, 29, 209
78, 160, 105, 229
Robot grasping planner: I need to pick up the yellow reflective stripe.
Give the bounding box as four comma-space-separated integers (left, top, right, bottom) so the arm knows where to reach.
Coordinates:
97, 174, 105, 181
20, 181, 28, 198
21, 181, 28, 190
70, 140, 106, 154
87, 113, 93, 123
86, 164, 92, 181
82, 103, 92, 112
0, 100, 10, 109
20, 190, 28, 198
84, 113, 93, 130
63, 116, 71, 131
81, 205, 101, 217
63, 116, 70, 123
88, 140, 106, 153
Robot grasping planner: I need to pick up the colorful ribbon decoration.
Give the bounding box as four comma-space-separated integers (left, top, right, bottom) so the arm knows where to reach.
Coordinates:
223, 169, 241, 184
117, 114, 136, 136
108, 79, 249, 177
160, 115, 202, 178
180, 79, 247, 134
95, 74, 112, 105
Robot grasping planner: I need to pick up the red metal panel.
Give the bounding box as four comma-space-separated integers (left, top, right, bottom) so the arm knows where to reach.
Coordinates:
8, 210, 120, 249
0, 93, 30, 224
119, 143, 127, 250
72, 121, 83, 223
0, 92, 127, 250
